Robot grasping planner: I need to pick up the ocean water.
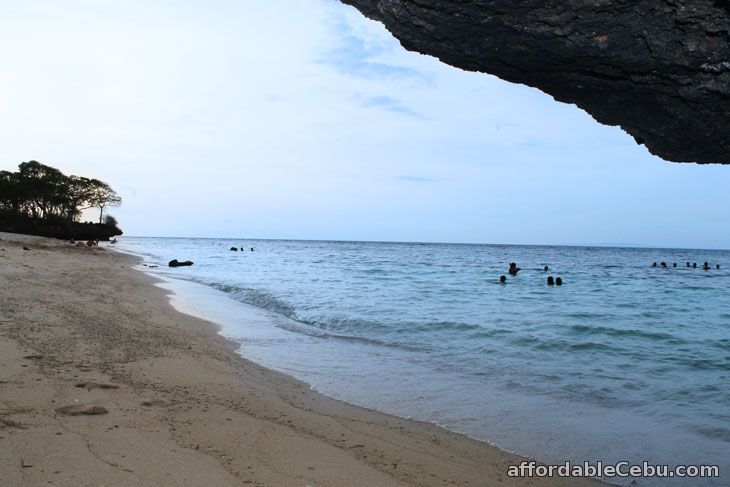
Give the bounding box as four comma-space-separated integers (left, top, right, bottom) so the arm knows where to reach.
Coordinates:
117, 238, 730, 485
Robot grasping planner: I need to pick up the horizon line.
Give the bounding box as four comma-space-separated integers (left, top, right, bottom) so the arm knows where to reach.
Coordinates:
119, 235, 729, 252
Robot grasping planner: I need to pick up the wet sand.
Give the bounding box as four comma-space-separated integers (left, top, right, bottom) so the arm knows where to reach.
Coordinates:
0, 232, 603, 486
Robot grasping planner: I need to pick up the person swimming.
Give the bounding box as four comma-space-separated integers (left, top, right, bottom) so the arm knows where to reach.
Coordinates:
544, 265, 549, 272
547, 276, 555, 286
660, 262, 667, 268
556, 277, 563, 286
652, 262, 657, 268
508, 262, 521, 276
693, 263, 697, 268
686, 262, 691, 268
499, 275, 507, 284
717, 264, 721, 270
703, 262, 710, 270
673, 263, 677, 268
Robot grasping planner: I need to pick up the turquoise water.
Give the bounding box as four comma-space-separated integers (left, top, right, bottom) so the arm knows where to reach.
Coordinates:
118, 237, 730, 485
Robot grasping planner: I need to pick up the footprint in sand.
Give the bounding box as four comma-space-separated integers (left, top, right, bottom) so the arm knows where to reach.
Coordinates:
141, 399, 169, 407
56, 405, 109, 416
0, 418, 27, 429
74, 382, 120, 390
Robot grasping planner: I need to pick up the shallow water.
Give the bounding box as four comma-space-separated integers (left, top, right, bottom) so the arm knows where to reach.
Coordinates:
118, 238, 730, 485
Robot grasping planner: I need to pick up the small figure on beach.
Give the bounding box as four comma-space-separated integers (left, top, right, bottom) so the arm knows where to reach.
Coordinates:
499, 275, 507, 284
547, 276, 555, 286
556, 277, 563, 286
543, 265, 549, 272
508, 262, 520, 276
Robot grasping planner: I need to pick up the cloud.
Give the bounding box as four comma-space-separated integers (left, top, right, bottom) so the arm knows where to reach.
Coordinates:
316, 11, 428, 81
359, 95, 424, 118
519, 139, 543, 148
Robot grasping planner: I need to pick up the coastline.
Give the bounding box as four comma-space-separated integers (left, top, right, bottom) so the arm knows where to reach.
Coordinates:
0, 232, 603, 486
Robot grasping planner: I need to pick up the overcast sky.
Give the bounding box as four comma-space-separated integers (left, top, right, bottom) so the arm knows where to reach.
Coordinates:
1, 0, 728, 248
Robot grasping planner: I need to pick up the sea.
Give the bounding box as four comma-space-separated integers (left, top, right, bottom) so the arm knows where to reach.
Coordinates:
116, 237, 730, 486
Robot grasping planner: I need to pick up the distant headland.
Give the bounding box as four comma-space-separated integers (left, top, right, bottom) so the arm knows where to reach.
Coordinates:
0, 161, 123, 241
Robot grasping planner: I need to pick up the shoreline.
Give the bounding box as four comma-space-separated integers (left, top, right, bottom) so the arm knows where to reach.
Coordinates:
127, 267, 520, 456
0, 232, 604, 486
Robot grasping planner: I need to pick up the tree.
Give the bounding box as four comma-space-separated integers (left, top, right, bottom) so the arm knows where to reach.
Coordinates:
65, 176, 95, 222
17, 161, 70, 219
1, 161, 122, 224
1, 161, 123, 240
103, 214, 119, 227
0, 170, 22, 213
87, 179, 122, 224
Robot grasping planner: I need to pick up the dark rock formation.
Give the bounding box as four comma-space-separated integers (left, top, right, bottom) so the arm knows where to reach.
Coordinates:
340, 0, 730, 163
168, 259, 194, 267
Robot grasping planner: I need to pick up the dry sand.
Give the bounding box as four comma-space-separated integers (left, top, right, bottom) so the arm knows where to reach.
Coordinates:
0, 232, 604, 486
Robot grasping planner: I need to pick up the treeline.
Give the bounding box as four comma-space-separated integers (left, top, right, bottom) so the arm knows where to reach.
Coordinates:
0, 161, 123, 240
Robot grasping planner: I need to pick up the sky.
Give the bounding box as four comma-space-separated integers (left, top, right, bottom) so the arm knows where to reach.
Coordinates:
1, 0, 728, 249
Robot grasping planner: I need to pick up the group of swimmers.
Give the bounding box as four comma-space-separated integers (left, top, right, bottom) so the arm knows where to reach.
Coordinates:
652, 261, 720, 270
500, 263, 563, 286
230, 246, 255, 252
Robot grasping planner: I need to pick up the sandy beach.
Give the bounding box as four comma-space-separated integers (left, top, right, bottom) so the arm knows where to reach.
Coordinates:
0, 232, 603, 486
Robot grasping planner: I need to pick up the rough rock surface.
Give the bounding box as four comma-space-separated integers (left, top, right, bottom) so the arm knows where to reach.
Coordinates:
340, 0, 730, 163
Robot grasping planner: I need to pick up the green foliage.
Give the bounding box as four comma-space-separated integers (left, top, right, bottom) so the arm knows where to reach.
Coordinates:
0, 161, 122, 227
